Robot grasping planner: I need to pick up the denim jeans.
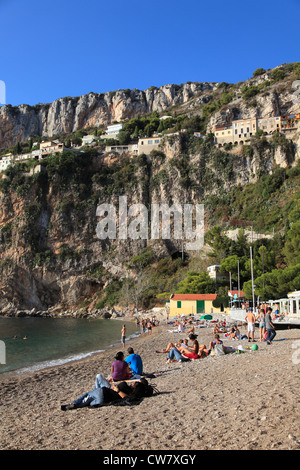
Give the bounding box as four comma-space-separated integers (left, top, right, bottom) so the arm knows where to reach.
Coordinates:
95, 374, 111, 390
168, 347, 189, 361
266, 328, 276, 343
72, 388, 104, 407
73, 374, 111, 407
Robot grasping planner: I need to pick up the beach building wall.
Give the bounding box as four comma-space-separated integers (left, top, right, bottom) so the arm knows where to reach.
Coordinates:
169, 294, 222, 317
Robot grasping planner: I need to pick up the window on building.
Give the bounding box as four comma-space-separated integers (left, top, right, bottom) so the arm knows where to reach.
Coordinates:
177, 301, 181, 308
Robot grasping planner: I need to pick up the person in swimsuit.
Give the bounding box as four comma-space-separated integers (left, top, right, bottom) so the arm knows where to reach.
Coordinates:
245, 309, 256, 342
121, 324, 126, 349
180, 334, 199, 359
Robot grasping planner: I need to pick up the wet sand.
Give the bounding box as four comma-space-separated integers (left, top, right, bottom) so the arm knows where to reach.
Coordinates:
0, 319, 300, 451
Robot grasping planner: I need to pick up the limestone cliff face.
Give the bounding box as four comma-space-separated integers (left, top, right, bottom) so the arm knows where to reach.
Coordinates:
0, 82, 216, 149
0, 66, 299, 314
206, 75, 300, 132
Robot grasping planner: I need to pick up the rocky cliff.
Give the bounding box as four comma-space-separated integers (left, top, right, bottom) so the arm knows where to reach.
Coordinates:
0, 127, 299, 315
0, 82, 217, 149
0, 63, 299, 315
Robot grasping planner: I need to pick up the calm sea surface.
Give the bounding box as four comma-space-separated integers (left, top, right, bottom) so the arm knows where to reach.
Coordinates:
0, 317, 139, 377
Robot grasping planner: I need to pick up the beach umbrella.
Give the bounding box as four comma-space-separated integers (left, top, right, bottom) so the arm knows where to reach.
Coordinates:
200, 314, 213, 320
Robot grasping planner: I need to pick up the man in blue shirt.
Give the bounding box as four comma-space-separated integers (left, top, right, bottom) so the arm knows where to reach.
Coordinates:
125, 347, 143, 376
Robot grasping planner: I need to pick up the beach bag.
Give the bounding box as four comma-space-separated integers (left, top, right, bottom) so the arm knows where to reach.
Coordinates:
214, 343, 225, 356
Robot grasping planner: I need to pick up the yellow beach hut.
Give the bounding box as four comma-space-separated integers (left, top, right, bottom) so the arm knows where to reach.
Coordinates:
169, 294, 221, 317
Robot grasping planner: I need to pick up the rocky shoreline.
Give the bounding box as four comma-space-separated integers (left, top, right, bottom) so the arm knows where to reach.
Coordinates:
0, 301, 168, 321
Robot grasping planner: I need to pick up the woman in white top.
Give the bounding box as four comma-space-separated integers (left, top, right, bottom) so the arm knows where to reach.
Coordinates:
257, 309, 266, 342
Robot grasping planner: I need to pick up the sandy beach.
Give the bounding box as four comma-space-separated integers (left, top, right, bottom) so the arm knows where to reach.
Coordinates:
0, 317, 300, 451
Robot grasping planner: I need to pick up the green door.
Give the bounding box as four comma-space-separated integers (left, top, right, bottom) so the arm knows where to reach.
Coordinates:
196, 300, 205, 313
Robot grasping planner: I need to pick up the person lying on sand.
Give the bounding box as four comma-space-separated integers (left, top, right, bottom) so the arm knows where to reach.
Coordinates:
61, 376, 152, 410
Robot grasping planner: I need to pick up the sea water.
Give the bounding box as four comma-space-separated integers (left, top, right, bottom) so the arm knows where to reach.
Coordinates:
0, 316, 139, 376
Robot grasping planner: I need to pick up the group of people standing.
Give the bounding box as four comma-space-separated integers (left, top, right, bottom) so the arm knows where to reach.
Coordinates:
137, 317, 159, 336
244, 306, 277, 344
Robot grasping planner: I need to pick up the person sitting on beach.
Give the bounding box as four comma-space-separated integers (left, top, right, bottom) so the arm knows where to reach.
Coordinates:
125, 347, 143, 376
180, 334, 200, 360
209, 334, 223, 349
155, 339, 185, 354
61, 375, 152, 410
228, 327, 240, 340
109, 351, 132, 382
166, 346, 189, 363
187, 324, 195, 334
166, 335, 209, 362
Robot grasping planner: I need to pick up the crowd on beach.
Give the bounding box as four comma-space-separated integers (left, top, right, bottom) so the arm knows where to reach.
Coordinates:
155, 302, 279, 363
61, 304, 279, 411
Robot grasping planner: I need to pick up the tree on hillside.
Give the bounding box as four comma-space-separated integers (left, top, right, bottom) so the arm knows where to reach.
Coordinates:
253, 68, 266, 77
176, 271, 216, 294
243, 263, 300, 300
283, 220, 300, 266
205, 226, 232, 263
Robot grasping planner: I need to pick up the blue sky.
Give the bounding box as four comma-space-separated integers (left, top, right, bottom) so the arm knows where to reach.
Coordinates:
0, 0, 299, 106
